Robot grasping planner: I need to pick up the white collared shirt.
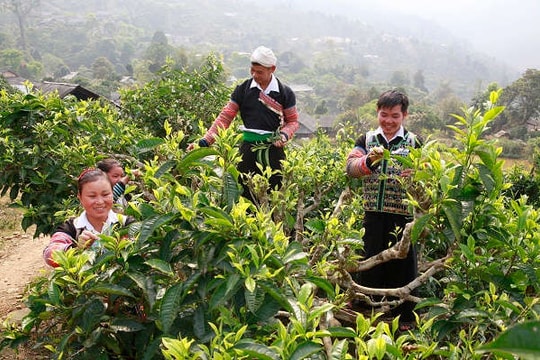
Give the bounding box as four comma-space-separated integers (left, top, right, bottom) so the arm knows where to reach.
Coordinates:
250, 74, 279, 95
74, 210, 122, 235
374, 126, 405, 143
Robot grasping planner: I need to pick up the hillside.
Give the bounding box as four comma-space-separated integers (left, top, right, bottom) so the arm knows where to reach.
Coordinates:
1, 0, 520, 101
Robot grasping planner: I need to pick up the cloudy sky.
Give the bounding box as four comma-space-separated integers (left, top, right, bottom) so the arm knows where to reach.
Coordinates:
371, 0, 540, 71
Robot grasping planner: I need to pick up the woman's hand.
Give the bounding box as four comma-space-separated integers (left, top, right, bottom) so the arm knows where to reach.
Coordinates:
78, 230, 99, 249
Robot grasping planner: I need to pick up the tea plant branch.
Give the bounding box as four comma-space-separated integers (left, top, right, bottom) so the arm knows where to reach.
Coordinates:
328, 216, 453, 306
334, 220, 415, 273
107, 153, 145, 169
331, 186, 352, 218
336, 254, 450, 306
318, 310, 337, 358
294, 184, 336, 243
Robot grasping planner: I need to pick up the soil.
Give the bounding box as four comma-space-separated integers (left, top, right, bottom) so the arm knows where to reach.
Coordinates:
0, 232, 49, 319
0, 197, 51, 359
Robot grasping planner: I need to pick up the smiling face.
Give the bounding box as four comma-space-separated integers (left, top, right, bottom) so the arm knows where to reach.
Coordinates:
377, 104, 407, 140
78, 176, 113, 228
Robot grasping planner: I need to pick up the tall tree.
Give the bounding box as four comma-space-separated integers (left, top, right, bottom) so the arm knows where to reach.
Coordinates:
499, 69, 540, 135
413, 69, 428, 92
143, 31, 176, 73
0, 0, 40, 51
92, 56, 115, 80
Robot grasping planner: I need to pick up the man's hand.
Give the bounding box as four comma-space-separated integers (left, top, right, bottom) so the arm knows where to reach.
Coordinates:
273, 133, 287, 148
120, 174, 130, 185
187, 138, 209, 152
130, 169, 142, 178
368, 146, 385, 163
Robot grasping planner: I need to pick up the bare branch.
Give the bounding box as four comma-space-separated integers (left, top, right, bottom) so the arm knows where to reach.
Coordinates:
294, 189, 305, 242
335, 219, 414, 273
332, 186, 352, 218
334, 252, 450, 306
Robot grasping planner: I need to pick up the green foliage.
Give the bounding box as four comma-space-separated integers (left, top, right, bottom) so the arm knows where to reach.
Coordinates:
496, 138, 526, 159
0, 74, 16, 94
0, 88, 146, 235
92, 56, 116, 80
120, 54, 231, 141
142, 31, 188, 73
497, 69, 540, 139
2, 68, 540, 360
3, 132, 346, 358
407, 102, 445, 134
0, 48, 44, 80
479, 320, 540, 359
503, 165, 540, 207
399, 90, 540, 357
0, 48, 25, 71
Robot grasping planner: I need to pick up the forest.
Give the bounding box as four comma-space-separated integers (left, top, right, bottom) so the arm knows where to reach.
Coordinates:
2, 0, 540, 359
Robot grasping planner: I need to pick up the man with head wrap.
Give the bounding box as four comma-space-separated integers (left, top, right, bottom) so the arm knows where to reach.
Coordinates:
188, 46, 299, 204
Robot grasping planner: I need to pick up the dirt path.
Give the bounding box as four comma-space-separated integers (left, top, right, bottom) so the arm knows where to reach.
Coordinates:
0, 232, 50, 319
0, 230, 50, 359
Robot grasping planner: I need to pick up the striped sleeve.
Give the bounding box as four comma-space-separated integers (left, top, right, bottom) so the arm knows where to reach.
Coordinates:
280, 106, 300, 140
112, 182, 126, 202
202, 100, 239, 145
43, 232, 75, 267
346, 146, 373, 178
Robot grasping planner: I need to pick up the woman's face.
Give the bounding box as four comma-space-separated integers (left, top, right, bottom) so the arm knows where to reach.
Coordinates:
78, 177, 113, 221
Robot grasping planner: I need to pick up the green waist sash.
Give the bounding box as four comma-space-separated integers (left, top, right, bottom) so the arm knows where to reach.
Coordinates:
242, 131, 272, 143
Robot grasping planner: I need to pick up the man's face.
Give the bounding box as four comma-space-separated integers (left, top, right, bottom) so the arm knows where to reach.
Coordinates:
377, 105, 407, 138
250, 64, 275, 87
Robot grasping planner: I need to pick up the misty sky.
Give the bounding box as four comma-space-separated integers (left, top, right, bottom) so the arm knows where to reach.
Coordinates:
333, 0, 539, 72
279, 0, 539, 72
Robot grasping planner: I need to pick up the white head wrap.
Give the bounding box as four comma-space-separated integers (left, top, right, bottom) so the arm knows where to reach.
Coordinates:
250, 46, 277, 67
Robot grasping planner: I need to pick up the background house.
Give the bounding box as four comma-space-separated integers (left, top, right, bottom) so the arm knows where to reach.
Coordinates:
1, 70, 101, 101
295, 113, 336, 139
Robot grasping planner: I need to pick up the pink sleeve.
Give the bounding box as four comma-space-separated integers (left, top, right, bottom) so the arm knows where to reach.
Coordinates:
280, 106, 300, 140
43, 232, 75, 267
346, 147, 372, 178
202, 101, 239, 145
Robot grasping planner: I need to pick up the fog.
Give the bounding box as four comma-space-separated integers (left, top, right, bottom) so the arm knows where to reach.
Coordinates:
374, 0, 540, 72
270, 0, 540, 72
